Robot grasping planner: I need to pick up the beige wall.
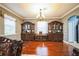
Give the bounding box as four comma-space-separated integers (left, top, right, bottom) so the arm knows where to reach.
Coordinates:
0, 17, 4, 35
62, 8, 79, 42
0, 7, 23, 40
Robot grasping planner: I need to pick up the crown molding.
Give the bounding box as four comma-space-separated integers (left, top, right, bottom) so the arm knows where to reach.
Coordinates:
61, 5, 79, 18
24, 17, 61, 20
0, 4, 24, 19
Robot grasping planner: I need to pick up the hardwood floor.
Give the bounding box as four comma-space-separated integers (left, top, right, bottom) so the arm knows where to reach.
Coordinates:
21, 41, 74, 56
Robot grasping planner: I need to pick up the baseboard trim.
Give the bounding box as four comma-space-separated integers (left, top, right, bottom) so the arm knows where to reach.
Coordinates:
63, 40, 79, 49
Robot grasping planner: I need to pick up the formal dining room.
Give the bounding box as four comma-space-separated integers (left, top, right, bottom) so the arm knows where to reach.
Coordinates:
0, 3, 79, 56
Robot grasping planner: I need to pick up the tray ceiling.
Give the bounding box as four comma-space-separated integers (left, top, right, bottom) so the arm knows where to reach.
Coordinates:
1, 3, 79, 19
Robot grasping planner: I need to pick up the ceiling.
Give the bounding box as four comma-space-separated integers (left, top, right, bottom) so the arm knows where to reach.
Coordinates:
1, 3, 79, 19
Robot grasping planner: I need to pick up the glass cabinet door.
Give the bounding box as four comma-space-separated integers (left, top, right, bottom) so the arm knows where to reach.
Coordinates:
48, 21, 63, 33
21, 22, 35, 33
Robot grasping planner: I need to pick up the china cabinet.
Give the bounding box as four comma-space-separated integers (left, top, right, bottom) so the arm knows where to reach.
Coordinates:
48, 21, 63, 42
21, 22, 35, 41
21, 21, 63, 42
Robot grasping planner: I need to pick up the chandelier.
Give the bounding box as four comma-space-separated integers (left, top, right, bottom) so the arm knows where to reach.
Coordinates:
36, 9, 48, 35
36, 9, 45, 21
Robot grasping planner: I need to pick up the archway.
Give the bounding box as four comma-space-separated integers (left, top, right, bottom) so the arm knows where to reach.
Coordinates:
68, 16, 79, 43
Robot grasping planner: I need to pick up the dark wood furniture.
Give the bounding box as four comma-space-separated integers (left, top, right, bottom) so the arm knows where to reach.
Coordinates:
10, 40, 23, 56
35, 34, 48, 41
48, 21, 63, 42
0, 37, 12, 56
0, 36, 23, 56
72, 47, 79, 56
21, 21, 63, 42
21, 22, 35, 41
21, 32, 35, 41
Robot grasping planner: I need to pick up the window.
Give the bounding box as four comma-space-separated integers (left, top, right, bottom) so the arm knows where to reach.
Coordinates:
36, 21, 48, 35
4, 14, 16, 35
68, 16, 79, 43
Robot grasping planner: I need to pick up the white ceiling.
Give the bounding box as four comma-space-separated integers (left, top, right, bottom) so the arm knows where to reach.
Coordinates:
1, 3, 79, 19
